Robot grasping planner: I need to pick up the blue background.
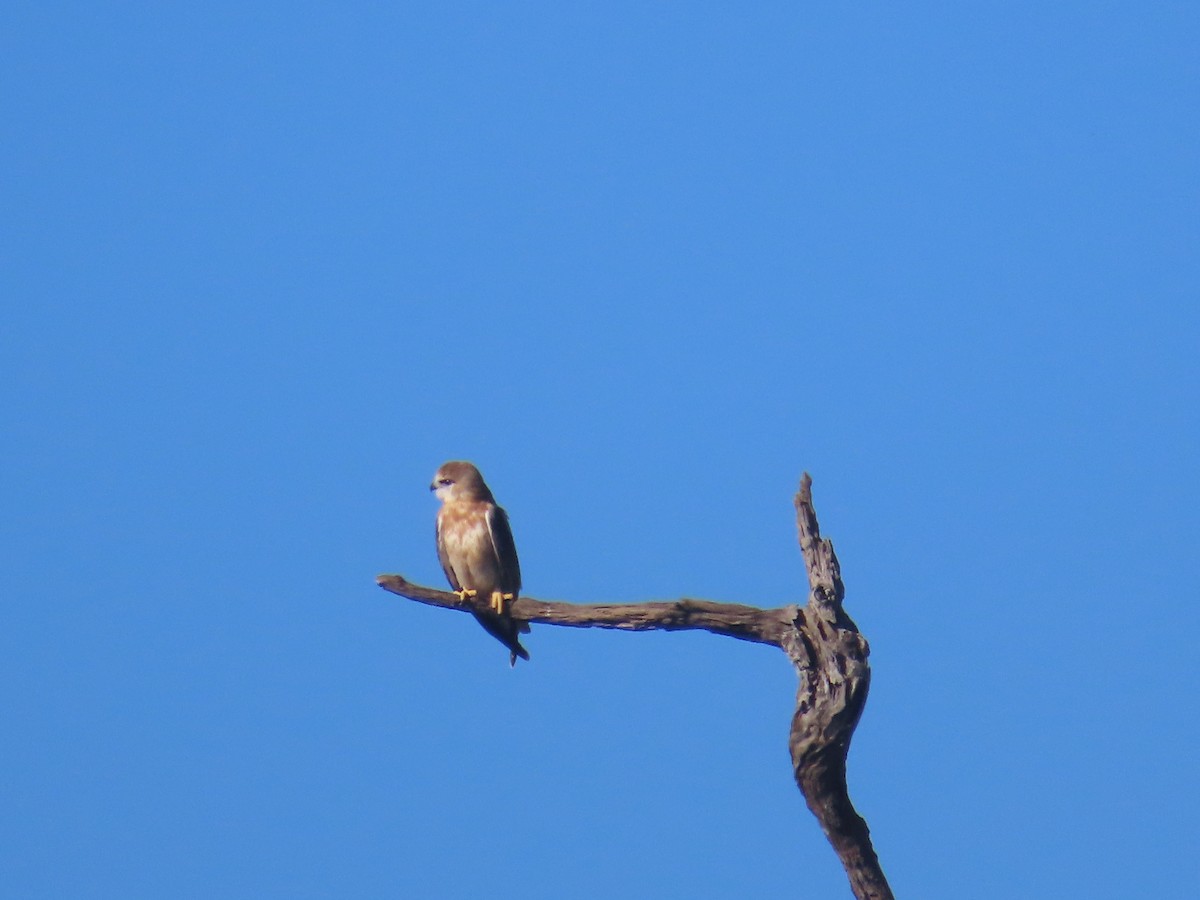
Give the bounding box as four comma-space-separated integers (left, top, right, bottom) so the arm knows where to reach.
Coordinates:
3, 3, 1197, 897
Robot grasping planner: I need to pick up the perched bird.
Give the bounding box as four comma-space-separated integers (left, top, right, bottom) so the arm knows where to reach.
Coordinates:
431, 460, 530, 665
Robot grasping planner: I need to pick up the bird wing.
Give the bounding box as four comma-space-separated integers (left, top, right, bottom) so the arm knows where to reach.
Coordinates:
485, 504, 522, 596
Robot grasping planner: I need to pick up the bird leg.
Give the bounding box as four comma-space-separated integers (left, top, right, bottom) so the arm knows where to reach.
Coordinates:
454, 589, 477, 602
489, 591, 516, 614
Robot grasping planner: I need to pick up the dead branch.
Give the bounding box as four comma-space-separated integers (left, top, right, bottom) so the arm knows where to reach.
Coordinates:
376, 473, 891, 900
788, 474, 891, 900
374, 575, 790, 646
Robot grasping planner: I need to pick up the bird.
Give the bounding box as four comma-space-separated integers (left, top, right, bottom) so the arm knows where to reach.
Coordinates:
431, 460, 530, 665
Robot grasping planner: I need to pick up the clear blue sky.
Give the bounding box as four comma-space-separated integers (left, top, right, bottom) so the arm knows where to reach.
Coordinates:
3, 3, 1197, 897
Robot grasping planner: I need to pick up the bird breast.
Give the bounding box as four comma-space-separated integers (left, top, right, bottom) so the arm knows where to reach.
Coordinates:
439, 505, 501, 592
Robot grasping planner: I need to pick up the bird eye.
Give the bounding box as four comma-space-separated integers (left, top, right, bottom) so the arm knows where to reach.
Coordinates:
438, 478, 453, 486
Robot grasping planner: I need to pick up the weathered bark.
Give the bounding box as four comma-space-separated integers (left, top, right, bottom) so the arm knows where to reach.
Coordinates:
376, 473, 890, 900
788, 474, 892, 900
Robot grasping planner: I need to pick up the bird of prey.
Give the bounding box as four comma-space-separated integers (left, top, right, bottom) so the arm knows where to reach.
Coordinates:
431, 460, 530, 665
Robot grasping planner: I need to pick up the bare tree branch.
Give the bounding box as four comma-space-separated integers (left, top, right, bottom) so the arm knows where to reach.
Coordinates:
376, 473, 891, 900
375, 575, 790, 646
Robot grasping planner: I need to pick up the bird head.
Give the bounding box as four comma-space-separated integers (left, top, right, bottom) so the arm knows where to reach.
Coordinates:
430, 460, 494, 503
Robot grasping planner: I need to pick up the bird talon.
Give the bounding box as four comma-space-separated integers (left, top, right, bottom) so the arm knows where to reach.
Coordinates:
455, 589, 477, 601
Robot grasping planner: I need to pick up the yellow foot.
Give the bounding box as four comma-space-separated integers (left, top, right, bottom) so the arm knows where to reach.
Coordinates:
455, 589, 478, 601
490, 591, 516, 614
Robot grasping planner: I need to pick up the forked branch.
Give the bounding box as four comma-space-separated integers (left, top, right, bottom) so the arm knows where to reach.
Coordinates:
376, 473, 891, 900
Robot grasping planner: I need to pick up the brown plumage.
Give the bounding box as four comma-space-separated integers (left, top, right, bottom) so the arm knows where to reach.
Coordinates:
431, 460, 529, 665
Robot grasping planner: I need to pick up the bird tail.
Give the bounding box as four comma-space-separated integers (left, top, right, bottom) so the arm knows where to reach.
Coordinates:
472, 611, 530, 666
508, 641, 531, 668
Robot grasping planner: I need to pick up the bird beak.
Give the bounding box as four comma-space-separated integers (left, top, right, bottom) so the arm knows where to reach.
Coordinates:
429, 482, 437, 492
